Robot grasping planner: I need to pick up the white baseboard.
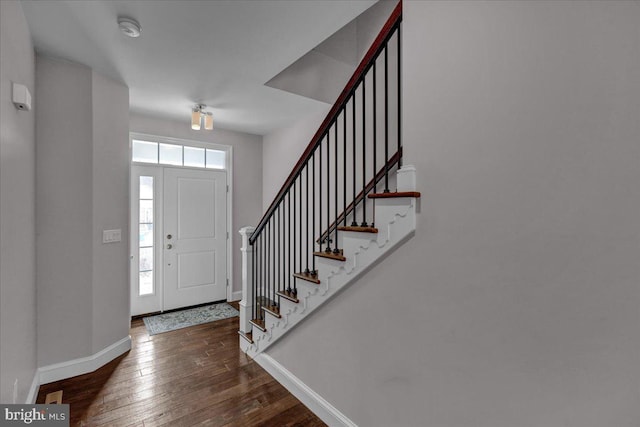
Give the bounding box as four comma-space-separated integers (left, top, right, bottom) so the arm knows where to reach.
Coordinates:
26, 371, 40, 404
231, 290, 242, 302
38, 336, 131, 385
255, 353, 357, 427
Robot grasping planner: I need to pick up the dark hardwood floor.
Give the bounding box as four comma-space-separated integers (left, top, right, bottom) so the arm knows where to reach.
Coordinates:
36, 303, 326, 427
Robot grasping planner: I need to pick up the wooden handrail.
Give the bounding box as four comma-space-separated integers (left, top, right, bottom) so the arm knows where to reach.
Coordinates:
250, 1, 402, 243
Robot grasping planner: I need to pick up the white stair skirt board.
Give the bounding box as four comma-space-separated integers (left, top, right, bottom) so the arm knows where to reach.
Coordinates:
255, 353, 357, 427
38, 336, 132, 385
240, 165, 418, 358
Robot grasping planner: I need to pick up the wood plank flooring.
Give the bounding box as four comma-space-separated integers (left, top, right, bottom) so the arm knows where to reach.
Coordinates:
36, 303, 326, 427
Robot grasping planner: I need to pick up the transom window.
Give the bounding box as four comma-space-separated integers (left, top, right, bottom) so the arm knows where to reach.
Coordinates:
132, 139, 226, 169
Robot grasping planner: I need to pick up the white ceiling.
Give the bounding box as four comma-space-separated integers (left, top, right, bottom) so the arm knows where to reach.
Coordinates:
20, 0, 377, 135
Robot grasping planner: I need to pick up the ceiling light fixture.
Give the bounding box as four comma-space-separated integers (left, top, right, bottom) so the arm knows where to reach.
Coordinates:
191, 105, 213, 131
118, 17, 141, 38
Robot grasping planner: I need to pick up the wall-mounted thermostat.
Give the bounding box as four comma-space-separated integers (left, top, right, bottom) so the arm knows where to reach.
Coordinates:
12, 83, 32, 111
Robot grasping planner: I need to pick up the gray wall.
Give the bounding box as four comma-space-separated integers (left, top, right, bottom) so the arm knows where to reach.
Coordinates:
262, 107, 329, 210
0, 0, 37, 404
129, 113, 263, 295
36, 56, 130, 367
266, 1, 640, 426
91, 72, 131, 354
36, 57, 93, 366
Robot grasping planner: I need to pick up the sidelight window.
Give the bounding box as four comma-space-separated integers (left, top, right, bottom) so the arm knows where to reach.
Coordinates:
138, 176, 154, 296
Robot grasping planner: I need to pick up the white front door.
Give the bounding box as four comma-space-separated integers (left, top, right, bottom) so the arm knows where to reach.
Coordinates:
130, 166, 227, 316
163, 168, 227, 311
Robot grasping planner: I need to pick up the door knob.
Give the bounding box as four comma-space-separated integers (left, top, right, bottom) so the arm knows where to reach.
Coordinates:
166, 244, 173, 249
167, 234, 172, 239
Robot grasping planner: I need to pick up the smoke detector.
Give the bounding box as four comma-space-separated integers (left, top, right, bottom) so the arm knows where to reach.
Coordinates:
118, 17, 141, 38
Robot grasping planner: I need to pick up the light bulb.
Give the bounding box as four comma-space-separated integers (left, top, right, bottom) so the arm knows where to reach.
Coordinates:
191, 109, 201, 130
204, 112, 213, 130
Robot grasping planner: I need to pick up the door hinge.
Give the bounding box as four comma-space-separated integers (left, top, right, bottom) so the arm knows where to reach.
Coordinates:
226, 279, 229, 287
226, 231, 229, 239
226, 185, 229, 193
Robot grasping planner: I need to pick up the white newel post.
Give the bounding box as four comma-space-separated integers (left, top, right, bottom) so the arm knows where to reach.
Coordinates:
238, 226, 256, 334
396, 164, 416, 192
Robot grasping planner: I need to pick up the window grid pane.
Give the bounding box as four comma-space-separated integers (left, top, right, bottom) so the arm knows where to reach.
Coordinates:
159, 143, 183, 166
139, 176, 153, 199
139, 246, 153, 272
139, 271, 153, 296
206, 149, 226, 169
139, 200, 153, 223
139, 224, 154, 247
132, 140, 158, 164
184, 146, 205, 168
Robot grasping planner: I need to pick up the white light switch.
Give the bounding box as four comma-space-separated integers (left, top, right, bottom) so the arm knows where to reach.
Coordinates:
103, 229, 122, 243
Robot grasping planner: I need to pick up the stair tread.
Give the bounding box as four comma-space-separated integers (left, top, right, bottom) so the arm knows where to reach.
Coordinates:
262, 305, 282, 318
276, 290, 299, 303
249, 318, 267, 332
293, 272, 320, 284
368, 191, 421, 199
313, 250, 346, 261
337, 225, 379, 233
238, 330, 253, 344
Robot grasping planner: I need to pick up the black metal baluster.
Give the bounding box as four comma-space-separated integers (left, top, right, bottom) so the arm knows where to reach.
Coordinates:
397, 26, 402, 169
263, 231, 266, 317
274, 211, 278, 309
384, 45, 390, 193
287, 190, 291, 294
271, 217, 275, 307
333, 121, 339, 253
319, 138, 323, 251
261, 233, 264, 319
343, 108, 347, 227
298, 175, 302, 277
251, 241, 254, 321
361, 78, 368, 227
312, 152, 317, 275
267, 220, 270, 309
351, 95, 358, 226
267, 219, 271, 312
273, 211, 276, 305
255, 235, 258, 320
293, 178, 297, 295
326, 132, 332, 253
277, 205, 280, 298
373, 61, 377, 198
283, 197, 286, 294
255, 234, 258, 321
253, 239, 257, 321
305, 164, 310, 274
259, 234, 263, 320
278, 204, 281, 306
372, 61, 377, 226
271, 217, 274, 308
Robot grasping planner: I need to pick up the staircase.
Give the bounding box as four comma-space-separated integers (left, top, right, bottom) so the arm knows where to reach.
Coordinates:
238, 2, 414, 358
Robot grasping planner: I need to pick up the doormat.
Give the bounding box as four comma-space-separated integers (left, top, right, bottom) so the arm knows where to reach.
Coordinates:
143, 302, 239, 335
